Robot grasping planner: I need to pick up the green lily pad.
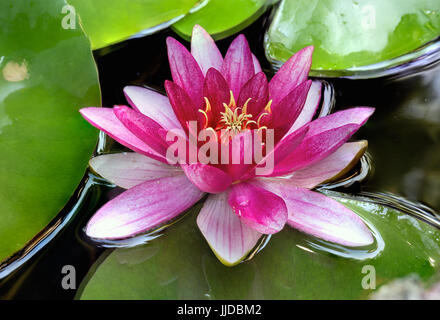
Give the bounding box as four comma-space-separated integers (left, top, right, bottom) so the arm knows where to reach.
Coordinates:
68, 0, 200, 50
0, 0, 100, 263
172, 0, 269, 41
79, 196, 440, 299
265, 0, 440, 73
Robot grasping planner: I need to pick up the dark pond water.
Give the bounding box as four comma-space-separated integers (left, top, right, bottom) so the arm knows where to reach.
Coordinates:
0, 13, 439, 299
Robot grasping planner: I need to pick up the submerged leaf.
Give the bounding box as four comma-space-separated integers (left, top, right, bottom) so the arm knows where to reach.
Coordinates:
79, 197, 440, 299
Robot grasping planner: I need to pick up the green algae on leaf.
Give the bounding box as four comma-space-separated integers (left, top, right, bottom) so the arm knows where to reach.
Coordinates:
79, 197, 440, 299
265, 0, 440, 74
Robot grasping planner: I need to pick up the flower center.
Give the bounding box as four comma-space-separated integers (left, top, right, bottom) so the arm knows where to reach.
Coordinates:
198, 91, 274, 144
217, 91, 256, 136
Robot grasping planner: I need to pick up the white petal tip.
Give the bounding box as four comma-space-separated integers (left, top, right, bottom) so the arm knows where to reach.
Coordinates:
85, 223, 113, 240
345, 228, 374, 247
197, 193, 262, 267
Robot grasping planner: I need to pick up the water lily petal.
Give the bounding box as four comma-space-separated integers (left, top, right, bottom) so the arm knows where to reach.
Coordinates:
183, 163, 233, 193
123, 86, 181, 130
237, 72, 269, 117
165, 80, 199, 133
221, 34, 254, 98
252, 54, 262, 73
79, 107, 166, 163
191, 24, 223, 75
203, 68, 230, 125
167, 36, 204, 108
89, 152, 182, 189
273, 107, 374, 174
287, 141, 368, 188
86, 174, 205, 240
272, 124, 360, 176
256, 181, 373, 246
254, 125, 309, 177
269, 46, 313, 106
113, 105, 169, 157
226, 130, 256, 181
287, 80, 322, 134
270, 80, 312, 140
228, 182, 288, 234
197, 192, 262, 266
306, 107, 375, 138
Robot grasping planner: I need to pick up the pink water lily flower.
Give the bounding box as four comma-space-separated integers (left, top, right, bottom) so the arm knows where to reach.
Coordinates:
80, 25, 375, 266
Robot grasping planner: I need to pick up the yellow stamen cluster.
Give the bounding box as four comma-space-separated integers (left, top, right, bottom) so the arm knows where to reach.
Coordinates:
218, 92, 256, 136
197, 91, 272, 142
257, 100, 271, 130
199, 97, 212, 129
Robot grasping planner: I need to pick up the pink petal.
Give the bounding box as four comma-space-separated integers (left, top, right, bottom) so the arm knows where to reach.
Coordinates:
269, 46, 314, 106
252, 54, 262, 73
203, 68, 230, 125
123, 86, 181, 131
272, 107, 374, 176
287, 141, 368, 188
306, 107, 375, 138
221, 34, 254, 98
113, 105, 169, 157
79, 107, 166, 163
288, 192, 373, 246
167, 37, 204, 108
256, 180, 373, 246
287, 80, 322, 134
197, 192, 262, 266
272, 123, 360, 176
89, 152, 182, 189
269, 80, 312, 141
191, 25, 223, 75
272, 107, 374, 174
182, 163, 233, 193
228, 181, 288, 234
237, 72, 269, 117
254, 125, 309, 177
86, 174, 205, 240
165, 80, 199, 133
225, 130, 256, 181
